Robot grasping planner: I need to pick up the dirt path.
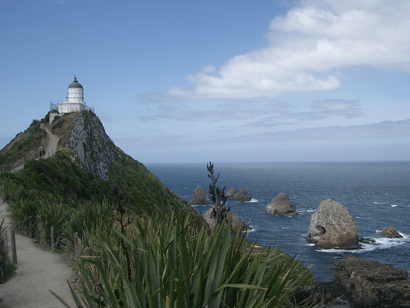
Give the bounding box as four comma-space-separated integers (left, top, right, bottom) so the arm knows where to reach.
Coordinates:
9, 125, 60, 173
41, 124, 60, 158
0, 198, 76, 308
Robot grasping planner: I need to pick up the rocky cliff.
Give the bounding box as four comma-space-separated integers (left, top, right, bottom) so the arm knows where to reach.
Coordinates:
65, 112, 119, 180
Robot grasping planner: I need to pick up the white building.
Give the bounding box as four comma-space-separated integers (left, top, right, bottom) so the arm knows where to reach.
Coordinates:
57, 77, 87, 114
49, 77, 94, 123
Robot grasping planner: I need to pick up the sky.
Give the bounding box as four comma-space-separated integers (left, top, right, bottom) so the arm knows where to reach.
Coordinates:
1, 0, 410, 163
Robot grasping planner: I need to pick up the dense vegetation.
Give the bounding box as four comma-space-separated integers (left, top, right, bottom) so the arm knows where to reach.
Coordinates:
0, 150, 192, 249
0, 113, 315, 307
53, 212, 313, 308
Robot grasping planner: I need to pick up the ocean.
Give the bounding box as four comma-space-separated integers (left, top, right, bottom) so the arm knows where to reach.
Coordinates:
147, 162, 410, 282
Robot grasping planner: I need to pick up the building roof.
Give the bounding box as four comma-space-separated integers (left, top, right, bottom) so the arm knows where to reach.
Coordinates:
68, 77, 83, 89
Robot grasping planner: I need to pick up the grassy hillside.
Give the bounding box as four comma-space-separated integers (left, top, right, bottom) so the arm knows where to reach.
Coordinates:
49, 112, 77, 147
0, 113, 315, 307
0, 150, 190, 214
0, 119, 47, 168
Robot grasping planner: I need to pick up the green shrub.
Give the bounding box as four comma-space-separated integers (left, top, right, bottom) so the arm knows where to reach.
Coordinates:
10, 200, 39, 235
53, 212, 313, 307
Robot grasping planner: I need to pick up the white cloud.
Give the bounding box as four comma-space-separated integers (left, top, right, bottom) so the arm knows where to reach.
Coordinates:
139, 100, 290, 122
140, 98, 362, 125
142, 0, 410, 102
215, 119, 410, 145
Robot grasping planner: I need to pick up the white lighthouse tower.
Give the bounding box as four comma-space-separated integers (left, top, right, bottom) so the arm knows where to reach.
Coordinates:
57, 77, 87, 114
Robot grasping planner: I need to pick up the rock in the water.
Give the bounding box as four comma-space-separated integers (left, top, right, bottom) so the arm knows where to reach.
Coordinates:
231, 187, 252, 202
380, 226, 403, 238
225, 186, 238, 198
189, 186, 209, 205
333, 256, 410, 308
265, 193, 299, 217
306, 199, 359, 249
203, 207, 248, 232
359, 238, 376, 244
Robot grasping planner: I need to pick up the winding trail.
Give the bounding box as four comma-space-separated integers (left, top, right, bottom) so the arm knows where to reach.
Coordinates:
41, 124, 60, 158
0, 198, 76, 308
1, 125, 73, 307
9, 124, 60, 173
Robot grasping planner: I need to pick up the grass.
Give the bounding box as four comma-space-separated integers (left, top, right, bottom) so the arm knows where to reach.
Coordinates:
0, 119, 47, 169
53, 211, 315, 308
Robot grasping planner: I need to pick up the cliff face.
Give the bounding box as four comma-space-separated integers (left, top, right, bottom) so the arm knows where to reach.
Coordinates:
66, 112, 119, 181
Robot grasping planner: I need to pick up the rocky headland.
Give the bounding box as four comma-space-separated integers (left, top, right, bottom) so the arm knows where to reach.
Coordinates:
67, 112, 119, 181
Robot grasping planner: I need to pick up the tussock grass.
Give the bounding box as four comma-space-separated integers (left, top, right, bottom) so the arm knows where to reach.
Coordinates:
53, 212, 314, 308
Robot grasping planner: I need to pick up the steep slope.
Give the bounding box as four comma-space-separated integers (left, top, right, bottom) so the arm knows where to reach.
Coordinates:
0, 111, 190, 214
58, 111, 118, 180
0, 120, 47, 170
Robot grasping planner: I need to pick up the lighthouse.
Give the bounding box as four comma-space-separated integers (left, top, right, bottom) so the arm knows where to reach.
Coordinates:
57, 77, 87, 114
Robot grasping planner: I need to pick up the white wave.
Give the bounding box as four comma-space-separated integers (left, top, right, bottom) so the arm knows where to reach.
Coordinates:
306, 209, 315, 212
391, 204, 398, 207
373, 237, 407, 249
247, 198, 259, 203
244, 225, 256, 233
317, 234, 408, 254
281, 227, 290, 230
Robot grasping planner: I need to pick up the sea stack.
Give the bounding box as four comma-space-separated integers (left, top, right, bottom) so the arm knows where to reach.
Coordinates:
307, 199, 359, 249
189, 186, 210, 205
265, 193, 299, 217
202, 208, 248, 232
380, 226, 403, 238
231, 187, 252, 202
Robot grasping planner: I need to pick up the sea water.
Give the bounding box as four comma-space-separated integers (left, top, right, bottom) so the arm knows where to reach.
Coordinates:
147, 162, 410, 282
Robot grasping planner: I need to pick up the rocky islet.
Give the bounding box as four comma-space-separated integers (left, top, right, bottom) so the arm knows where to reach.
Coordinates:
265, 193, 299, 217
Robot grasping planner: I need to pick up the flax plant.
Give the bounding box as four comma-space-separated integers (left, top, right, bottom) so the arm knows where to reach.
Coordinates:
53, 211, 314, 307
37, 202, 70, 249
62, 200, 113, 254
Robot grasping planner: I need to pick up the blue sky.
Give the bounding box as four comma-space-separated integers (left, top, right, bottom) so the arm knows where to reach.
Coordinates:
1, 0, 410, 163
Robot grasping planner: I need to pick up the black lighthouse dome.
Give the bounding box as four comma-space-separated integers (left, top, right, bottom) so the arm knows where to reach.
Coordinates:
68, 77, 83, 89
